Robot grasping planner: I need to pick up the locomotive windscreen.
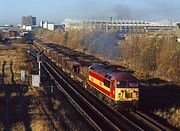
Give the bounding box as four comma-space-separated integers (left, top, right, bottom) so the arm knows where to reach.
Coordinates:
117, 80, 138, 88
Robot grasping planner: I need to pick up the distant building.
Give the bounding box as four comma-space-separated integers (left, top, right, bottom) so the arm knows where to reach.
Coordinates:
21, 15, 36, 30
47, 22, 55, 30
40, 21, 48, 28
54, 25, 65, 31
62, 18, 175, 32
4, 24, 13, 27
40, 21, 55, 30
0, 24, 13, 30
175, 23, 180, 42
25, 25, 33, 31
22, 15, 36, 26
9, 30, 18, 37
22, 25, 32, 31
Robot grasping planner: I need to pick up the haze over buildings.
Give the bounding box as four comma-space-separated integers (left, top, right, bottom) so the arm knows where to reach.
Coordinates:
0, 0, 180, 25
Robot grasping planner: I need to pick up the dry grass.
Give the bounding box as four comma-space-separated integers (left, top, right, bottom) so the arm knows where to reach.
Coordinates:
154, 107, 180, 129
0, 92, 5, 97
30, 119, 51, 131
52, 99, 61, 110
168, 107, 180, 128
11, 92, 18, 97
25, 87, 64, 131
0, 44, 32, 84
0, 43, 65, 130
0, 122, 4, 131
11, 122, 25, 131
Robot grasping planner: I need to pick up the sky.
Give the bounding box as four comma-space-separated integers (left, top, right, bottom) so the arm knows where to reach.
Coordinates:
0, 0, 180, 25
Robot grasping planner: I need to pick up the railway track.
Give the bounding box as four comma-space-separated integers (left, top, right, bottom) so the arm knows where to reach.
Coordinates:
40, 53, 143, 131
132, 111, 169, 130
31, 44, 170, 130
43, 59, 123, 130
55, 64, 168, 130
41, 51, 168, 131
29, 51, 118, 130
119, 110, 169, 131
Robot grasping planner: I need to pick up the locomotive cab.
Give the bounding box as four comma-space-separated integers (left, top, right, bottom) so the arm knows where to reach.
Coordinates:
112, 73, 139, 102
88, 64, 139, 109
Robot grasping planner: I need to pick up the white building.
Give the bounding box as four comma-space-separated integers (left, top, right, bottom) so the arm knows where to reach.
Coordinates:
40, 21, 55, 30
22, 25, 32, 31
26, 25, 32, 31
40, 21, 48, 28
175, 23, 180, 43
177, 39, 180, 42
62, 18, 176, 32
47, 22, 55, 30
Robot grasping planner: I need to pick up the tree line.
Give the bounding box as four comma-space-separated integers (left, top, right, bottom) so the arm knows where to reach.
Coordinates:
120, 32, 180, 84
34, 29, 180, 84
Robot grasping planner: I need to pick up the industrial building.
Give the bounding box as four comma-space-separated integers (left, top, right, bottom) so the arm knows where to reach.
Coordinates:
175, 23, 180, 42
40, 21, 55, 30
22, 15, 36, 26
0, 24, 13, 30
9, 30, 18, 37
21, 15, 36, 30
22, 25, 33, 31
62, 18, 176, 33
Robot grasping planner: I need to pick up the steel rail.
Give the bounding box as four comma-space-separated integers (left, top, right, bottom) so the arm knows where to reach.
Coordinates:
42, 56, 122, 131
31, 43, 167, 131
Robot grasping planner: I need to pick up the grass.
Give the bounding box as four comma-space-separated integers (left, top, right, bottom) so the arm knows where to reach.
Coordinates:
168, 107, 180, 128
154, 107, 180, 129
0, 92, 5, 97
0, 44, 31, 85
0, 43, 60, 130
0, 122, 4, 131
11, 92, 18, 97
11, 122, 25, 131
30, 119, 51, 131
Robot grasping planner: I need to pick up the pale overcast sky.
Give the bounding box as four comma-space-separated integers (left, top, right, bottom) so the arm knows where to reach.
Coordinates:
0, 0, 180, 25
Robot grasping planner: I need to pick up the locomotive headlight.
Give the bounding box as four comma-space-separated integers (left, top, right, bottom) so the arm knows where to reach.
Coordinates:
133, 90, 139, 98
118, 93, 121, 98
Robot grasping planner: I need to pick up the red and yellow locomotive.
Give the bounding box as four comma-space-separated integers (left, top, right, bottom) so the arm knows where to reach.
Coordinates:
88, 64, 139, 109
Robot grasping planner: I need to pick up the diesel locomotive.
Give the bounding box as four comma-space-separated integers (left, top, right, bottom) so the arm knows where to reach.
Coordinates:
88, 64, 139, 109
33, 40, 139, 110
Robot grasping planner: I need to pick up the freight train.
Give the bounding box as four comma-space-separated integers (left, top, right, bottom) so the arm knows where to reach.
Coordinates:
33, 40, 139, 110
